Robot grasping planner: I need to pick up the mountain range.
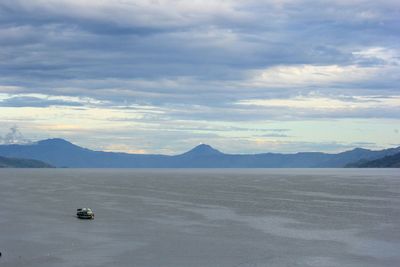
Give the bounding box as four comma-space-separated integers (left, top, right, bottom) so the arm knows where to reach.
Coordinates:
347, 152, 400, 168
0, 138, 399, 168
0, 156, 53, 168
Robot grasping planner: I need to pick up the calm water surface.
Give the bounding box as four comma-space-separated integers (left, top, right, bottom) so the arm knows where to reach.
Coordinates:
0, 169, 399, 267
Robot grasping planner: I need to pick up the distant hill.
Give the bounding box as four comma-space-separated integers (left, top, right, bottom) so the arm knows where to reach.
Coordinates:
347, 152, 400, 168
0, 156, 53, 168
0, 138, 399, 168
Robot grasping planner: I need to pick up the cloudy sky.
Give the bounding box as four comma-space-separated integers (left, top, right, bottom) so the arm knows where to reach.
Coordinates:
0, 0, 399, 154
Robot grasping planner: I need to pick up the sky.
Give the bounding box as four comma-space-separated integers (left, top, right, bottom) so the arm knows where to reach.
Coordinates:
0, 0, 399, 154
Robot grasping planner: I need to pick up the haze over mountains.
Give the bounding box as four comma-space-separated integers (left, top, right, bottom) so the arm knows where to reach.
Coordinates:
0, 138, 399, 168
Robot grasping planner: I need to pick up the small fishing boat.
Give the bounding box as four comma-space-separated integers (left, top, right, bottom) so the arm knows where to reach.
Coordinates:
76, 208, 94, 219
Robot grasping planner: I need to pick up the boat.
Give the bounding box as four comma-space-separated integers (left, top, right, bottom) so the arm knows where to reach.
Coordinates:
76, 208, 94, 219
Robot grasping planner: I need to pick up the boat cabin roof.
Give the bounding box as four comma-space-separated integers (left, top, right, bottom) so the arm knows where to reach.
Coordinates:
77, 208, 92, 211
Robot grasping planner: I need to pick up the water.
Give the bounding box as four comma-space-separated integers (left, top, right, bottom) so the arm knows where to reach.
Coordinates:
0, 169, 399, 267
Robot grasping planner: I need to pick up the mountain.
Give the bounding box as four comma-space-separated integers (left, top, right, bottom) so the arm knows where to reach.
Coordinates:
181, 144, 223, 157
0, 138, 399, 168
347, 152, 400, 168
0, 138, 170, 168
0, 156, 53, 168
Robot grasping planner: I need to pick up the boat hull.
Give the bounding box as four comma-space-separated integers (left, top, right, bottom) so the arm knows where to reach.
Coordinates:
77, 214, 94, 219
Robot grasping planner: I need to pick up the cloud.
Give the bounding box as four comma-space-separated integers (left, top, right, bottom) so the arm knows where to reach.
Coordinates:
0, 96, 84, 107
237, 95, 400, 110
259, 133, 291, 138
0, 0, 399, 152
247, 64, 379, 88
0, 125, 30, 144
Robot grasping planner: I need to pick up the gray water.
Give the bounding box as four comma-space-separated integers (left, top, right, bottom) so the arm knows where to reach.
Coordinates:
0, 169, 399, 267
